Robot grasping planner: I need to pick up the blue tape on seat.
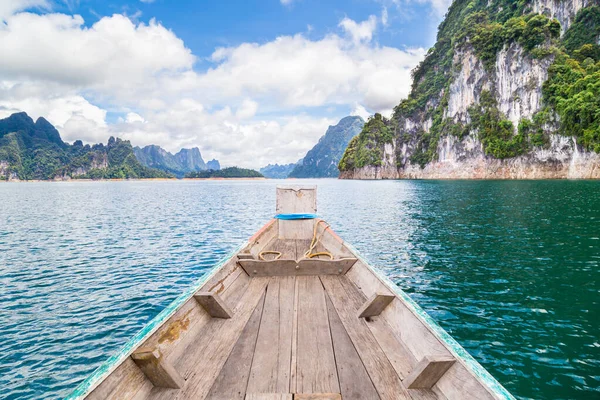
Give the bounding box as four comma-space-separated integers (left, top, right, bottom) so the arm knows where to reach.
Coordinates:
275, 213, 317, 220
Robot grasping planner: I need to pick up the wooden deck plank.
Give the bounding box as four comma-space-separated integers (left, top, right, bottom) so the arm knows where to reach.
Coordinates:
295, 276, 340, 394
290, 278, 299, 391
147, 277, 270, 400
320, 275, 410, 400
325, 294, 380, 400
205, 292, 267, 400
247, 277, 296, 393
245, 394, 292, 400
164, 268, 251, 368
296, 239, 312, 260
269, 239, 297, 260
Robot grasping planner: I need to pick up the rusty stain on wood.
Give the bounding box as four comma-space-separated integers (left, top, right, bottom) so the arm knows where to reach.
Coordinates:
157, 310, 192, 344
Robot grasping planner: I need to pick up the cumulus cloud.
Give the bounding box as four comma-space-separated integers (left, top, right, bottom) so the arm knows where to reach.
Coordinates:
339, 15, 378, 44
0, 9, 425, 168
195, 32, 423, 111
0, 0, 48, 21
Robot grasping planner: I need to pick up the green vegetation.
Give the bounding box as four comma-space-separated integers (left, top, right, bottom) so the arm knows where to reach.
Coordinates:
339, 0, 600, 172
289, 116, 363, 178
467, 91, 528, 158
543, 6, 600, 152
0, 113, 170, 180
185, 167, 263, 178
134, 145, 209, 178
457, 12, 560, 70
338, 114, 392, 171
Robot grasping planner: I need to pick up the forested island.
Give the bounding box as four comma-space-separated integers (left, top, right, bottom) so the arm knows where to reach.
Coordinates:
184, 167, 263, 179
339, 1, 600, 179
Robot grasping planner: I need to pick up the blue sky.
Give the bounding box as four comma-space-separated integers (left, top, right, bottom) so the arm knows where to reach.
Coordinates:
0, 0, 451, 167
53, 0, 444, 57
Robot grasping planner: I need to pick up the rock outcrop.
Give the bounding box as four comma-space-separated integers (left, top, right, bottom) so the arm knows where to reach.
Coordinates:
289, 116, 364, 178
134, 145, 210, 178
339, 0, 600, 179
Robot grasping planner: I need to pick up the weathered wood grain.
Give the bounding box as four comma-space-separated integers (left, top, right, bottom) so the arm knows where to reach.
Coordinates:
181, 278, 269, 396
87, 357, 150, 400
433, 361, 496, 400
204, 292, 266, 400
131, 348, 184, 389
320, 275, 410, 400
290, 277, 299, 391
164, 267, 251, 367
325, 294, 379, 400
295, 276, 340, 394
245, 394, 292, 400
357, 293, 395, 318
293, 394, 342, 400
247, 277, 296, 393
194, 291, 233, 319
404, 356, 456, 389
238, 259, 356, 277
146, 278, 269, 400
345, 261, 451, 361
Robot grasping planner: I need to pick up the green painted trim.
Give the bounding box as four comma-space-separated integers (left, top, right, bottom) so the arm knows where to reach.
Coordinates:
65, 241, 248, 400
344, 241, 516, 400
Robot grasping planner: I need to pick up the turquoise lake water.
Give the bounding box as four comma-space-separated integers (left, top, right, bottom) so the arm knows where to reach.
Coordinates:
0, 180, 598, 400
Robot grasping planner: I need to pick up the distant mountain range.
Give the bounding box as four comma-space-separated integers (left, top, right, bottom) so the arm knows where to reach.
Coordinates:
260, 163, 297, 179
0, 112, 220, 181
260, 116, 364, 179
133, 145, 220, 178
0, 112, 169, 180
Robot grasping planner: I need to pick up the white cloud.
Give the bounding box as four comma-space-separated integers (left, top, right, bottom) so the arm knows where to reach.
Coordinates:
339, 15, 378, 44
0, 0, 48, 21
0, 10, 425, 168
194, 32, 423, 112
351, 104, 371, 121
0, 13, 194, 90
280, 0, 294, 5
140, 0, 155, 3
381, 7, 389, 26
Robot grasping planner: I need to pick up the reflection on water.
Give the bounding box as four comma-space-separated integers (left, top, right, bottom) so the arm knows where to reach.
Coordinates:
0, 179, 598, 400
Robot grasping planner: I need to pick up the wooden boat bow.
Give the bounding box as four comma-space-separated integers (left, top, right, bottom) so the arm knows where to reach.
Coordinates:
67, 186, 515, 400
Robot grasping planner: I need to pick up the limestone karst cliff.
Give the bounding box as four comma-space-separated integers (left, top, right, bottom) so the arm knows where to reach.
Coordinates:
339, 0, 600, 179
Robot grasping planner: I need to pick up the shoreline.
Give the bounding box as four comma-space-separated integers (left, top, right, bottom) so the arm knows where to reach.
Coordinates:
0, 177, 267, 183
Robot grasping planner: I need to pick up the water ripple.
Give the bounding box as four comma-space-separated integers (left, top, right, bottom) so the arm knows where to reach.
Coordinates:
0, 180, 598, 400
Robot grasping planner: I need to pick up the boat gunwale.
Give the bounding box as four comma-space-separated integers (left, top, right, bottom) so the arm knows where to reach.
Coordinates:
67, 217, 515, 400
326, 220, 515, 400
65, 219, 277, 400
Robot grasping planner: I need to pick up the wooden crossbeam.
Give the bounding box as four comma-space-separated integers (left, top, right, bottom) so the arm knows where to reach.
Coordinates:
403, 355, 456, 389
357, 293, 395, 318
237, 253, 255, 260
238, 259, 357, 277
131, 347, 184, 389
194, 292, 233, 319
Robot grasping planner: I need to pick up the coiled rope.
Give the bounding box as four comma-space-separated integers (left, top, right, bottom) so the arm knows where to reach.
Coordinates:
258, 250, 282, 261
258, 219, 333, 261
303, 221, 333, 260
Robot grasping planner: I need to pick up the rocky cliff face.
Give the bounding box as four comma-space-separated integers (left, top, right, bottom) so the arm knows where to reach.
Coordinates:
134, 145, 209, 178
0, 112, 168, 180
340, 0, 600, 179
260, 163, 297, 179
206, 159, 220, 170
289, 116, 364, 178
